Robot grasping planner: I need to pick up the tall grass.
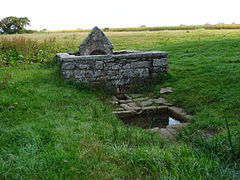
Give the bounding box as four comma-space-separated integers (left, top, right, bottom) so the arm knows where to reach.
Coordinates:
0, 36, 55, 66
0, 36, 77, 66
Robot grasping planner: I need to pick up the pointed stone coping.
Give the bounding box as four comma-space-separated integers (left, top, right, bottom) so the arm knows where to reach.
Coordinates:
56, 51, 168, 62
79, 26, 114, 55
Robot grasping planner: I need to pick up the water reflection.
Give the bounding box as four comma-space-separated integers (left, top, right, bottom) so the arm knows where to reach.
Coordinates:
121, 113, 181, 129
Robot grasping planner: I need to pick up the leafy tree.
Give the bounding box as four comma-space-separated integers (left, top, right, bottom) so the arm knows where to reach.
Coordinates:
0, 16, 30, 34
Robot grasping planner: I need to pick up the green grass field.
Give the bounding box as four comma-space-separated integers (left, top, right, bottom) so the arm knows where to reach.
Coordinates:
0, 30, 240, 179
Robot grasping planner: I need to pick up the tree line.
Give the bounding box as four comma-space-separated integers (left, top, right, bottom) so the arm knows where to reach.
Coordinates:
0, 16, 32, 34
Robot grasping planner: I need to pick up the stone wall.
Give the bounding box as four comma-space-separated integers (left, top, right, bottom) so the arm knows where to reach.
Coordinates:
57, 50, 168, 92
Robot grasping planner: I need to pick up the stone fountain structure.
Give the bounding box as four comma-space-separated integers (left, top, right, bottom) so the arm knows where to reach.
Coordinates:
56, 26, 168, 93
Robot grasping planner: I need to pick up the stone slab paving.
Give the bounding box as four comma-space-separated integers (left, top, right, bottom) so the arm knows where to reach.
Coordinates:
140, 99, 154, 107
112, 94, 192, 140
154, 97, 173, 106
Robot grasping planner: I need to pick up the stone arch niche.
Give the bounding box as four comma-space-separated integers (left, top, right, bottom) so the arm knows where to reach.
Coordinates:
90, 49, 107, 55
79, 26, 114, 56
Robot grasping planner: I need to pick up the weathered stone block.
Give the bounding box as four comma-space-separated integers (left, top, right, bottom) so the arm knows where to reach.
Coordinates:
112, 64, 122, 70
94, 70, 102, 78
105, 63, 122, 70
113, 110, 137, 118
151, 73, 158, 77
62, 62, 75, 70
152, 67, 163, 73
73, 70, 88, 82
139, 106, 158, 115
85, 71, 94, 78
76, 63, 91, 70
106, 70, 119, 76
133, 68, 149, 78
62, 70, 73, 79
74, 70, 85, 77
153, 58, 167, 66
121, 68, 149, 78
161, 66, 168, 72
120, 69, 131, 77
168, 106, 188, 122
95, 61, 104, 69
131, 61, 150, 68
122, 63, 131, 69
107, 74, 123, 80
140, 99, 154, 107
105, 63, 113, 70
162, 58, 167, 65
85, 70, 102, 78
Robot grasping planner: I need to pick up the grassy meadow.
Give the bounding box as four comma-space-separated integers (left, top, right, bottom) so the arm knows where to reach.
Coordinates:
0, 30, 240, 179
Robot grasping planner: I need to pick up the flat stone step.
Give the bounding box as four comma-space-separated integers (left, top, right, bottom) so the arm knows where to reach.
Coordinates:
134, 97, 149, 101
154, 97, 172, 106
112, 110, 137, 118
140, 99, 154, 107
126, 102, 141, 111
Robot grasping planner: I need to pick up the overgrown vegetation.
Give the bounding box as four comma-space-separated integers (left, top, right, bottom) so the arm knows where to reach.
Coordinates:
0, 30, 239, 179
0, 36, 77, 66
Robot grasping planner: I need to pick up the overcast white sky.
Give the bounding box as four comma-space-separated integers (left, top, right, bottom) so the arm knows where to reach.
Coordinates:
1, 0, 240, 30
